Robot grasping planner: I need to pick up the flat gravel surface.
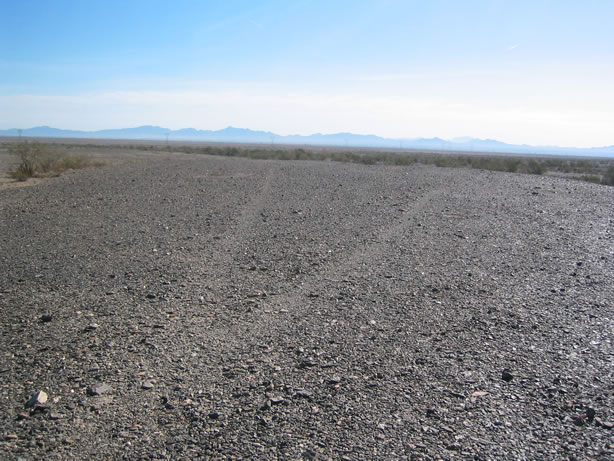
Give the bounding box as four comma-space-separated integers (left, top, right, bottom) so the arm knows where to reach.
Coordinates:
1, 151, 613, 460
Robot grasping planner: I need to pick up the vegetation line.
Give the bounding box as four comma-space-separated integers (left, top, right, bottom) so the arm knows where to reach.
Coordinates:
171, 144, 614, 186
3, 140, 613, 186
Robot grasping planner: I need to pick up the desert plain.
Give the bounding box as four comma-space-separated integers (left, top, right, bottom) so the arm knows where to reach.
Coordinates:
0, 145, 613, 459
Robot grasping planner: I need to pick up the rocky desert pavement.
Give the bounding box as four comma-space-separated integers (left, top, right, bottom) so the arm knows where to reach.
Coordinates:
1, 149, 613, 459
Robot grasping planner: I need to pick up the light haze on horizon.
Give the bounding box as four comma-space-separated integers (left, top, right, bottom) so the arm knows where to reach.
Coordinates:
1, 0, 613, 148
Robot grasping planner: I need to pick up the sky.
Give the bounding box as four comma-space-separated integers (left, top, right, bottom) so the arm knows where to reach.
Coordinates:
1, 0, 613, 147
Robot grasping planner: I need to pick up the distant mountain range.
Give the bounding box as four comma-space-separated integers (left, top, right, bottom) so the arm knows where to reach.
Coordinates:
1, 125, 613, 157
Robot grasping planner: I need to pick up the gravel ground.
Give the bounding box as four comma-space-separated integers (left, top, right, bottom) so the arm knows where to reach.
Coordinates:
1, 150, 613, 460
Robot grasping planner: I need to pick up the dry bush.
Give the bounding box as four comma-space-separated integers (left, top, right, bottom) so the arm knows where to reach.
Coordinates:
8, 142, 102, 180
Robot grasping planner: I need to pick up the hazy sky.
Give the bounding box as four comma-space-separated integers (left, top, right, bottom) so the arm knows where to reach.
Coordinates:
1, 0, 613, 147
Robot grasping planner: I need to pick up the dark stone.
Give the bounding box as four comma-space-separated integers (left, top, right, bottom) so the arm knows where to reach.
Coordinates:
573, 416, 585, 427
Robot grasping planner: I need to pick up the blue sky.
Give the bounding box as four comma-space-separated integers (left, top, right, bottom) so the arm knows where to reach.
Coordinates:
1, 0, 613, 147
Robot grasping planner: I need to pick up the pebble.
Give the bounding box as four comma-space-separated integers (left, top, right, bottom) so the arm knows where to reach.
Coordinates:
25, 391, 48, 408
470, 391, 488, 403
502, 370, 514, 382
88, 383, 112, 396
298, 360, 317, 369
269, 395, 285, 405
142, 381, 155, 390
294, 390, 313, 400
597, 420, 613, 430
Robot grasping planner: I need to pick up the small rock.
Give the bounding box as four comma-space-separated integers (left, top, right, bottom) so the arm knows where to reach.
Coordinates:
328, 376, 342, 385
87, 383, 112, 396
6, 434, 18, 440
85, 323, 99, 331
208, 411, 220, 419
298, 360, 317, 369
597, 419, 613, 430
49, 411, 63, 420
40, 314, 53, 323
573, 416, 585, 426
294, 390, 313, 400
470, 391, 488, 403
142, 381, 155, 390
502, 370, 514, 382
269, 395, 285, 405
25, 391, 48, 408
573, 409, 596, 427
198, 296, 205, 304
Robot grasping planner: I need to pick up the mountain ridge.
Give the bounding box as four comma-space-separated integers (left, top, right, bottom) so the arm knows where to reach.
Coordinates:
1, 125, 613, 157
